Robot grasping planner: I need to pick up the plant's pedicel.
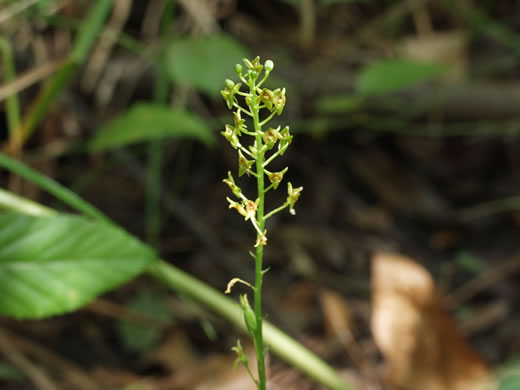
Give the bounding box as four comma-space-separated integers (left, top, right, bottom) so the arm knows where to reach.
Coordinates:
221, 57, 302, 389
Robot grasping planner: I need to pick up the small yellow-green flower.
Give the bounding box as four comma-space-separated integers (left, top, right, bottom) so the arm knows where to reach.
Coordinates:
267, 167, 288, 189
287, 182, 303, 215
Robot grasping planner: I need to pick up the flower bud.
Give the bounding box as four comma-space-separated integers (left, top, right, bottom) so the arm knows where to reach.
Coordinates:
234, 63, 243, 74
264, 59, 274, 72
240, 295, 257, 335
225, 79, 235, 89
223, 172, 242, 197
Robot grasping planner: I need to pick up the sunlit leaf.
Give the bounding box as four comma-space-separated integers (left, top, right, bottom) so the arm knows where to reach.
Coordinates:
89, 103, 214, 151
357, 60, 448, 95
166, 35, 248, 97
0, 213, 156, 319
498, 357, 520, 390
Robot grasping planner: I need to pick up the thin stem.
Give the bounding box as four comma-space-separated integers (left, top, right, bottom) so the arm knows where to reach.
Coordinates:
263, 144, 288, 168
245, 366, 260, 387
239, 145, 256, 158
256, 72, 270, 89
146, 0, 176, 248
241, 129, 257, 136
264, 202, 290, 220
250, 217, 264, 236
17, 0, 113, 148
249, 75, 267, 390
264, 183, 275, 193
0, 152, 109, 223
259, 110, 277, 127
234, 103, 253, 117
0, 38, 21, 138
0, 177, 355, 390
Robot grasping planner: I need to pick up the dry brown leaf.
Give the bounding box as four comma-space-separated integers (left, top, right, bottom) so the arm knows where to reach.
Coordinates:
397, 31, 468, 81
371, 252, 496, 390
320, 289, 383, 389
147, 328, 197, 373
319, 288, 354, 341
158, 343, 266, 390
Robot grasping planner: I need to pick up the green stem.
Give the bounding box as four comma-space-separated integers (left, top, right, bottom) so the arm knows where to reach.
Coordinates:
0, 38, 21, 137
234, 103, 253, 117
0, 162, 355, 390
18, 0, 113, 147
264, 201, 290, 220
263, 143, 288, 168
255, 71, 270, 89
250, 76, 267, 390
0, 152, 108, 222
259, 110, 277, 127
239, 145, 256, 158
148, 261, 355, 390
146, 0, 176, 248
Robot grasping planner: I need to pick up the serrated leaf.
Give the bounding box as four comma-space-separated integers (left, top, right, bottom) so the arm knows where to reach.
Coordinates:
166, 35, 248, 97
356, 59, 448, 95
89, 103, 214, 152
0, 213, 156, 319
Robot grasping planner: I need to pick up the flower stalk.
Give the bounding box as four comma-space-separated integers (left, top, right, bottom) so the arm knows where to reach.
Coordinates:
221, 57, 302, 390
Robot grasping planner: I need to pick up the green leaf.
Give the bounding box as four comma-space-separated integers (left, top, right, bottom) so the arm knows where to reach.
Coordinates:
499, 357, 520, 390
117, 289, 173, 352
321, 0, 369, 4
314, 94, 365, 114
455, 251, 487, 274
89, 103, 214, 151
0, 362, 24, 382
165, 35, 248, 97
356, 59, 448, 95
0, 213, 156, 319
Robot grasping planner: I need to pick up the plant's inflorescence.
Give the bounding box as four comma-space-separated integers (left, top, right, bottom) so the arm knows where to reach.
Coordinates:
221, 57, 302, 389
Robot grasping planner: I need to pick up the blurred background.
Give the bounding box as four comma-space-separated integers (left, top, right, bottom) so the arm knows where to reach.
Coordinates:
1, 0, 520, 388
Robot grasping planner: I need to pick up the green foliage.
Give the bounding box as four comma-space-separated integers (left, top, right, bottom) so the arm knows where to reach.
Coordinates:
166, 35, 248, 97
19, 0, 113, 145
89, 103, 215, 151
0, 213, 156, 319
356, 59, 448, 95
0, 362, 24, 382
455, 251, 487, 274
498, 357, 520, 390
314, 94, 365, 114
117, 289, 173, 352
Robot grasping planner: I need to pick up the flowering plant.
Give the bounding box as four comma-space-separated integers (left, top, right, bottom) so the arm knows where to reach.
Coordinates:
221, 56, 302, 389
